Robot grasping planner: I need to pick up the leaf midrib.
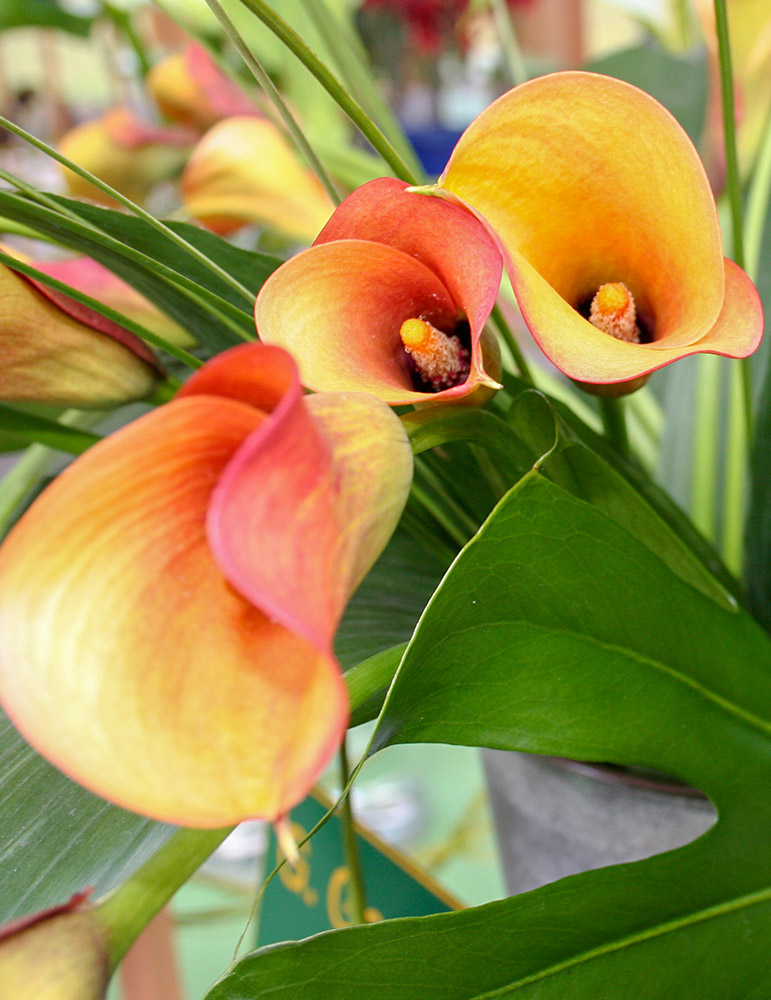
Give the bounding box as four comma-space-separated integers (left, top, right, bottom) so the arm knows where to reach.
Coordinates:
412, 618, 771, 743
472, 881, 771, 998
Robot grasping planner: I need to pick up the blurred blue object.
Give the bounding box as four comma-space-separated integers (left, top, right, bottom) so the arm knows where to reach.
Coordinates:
404, 126, 463, 178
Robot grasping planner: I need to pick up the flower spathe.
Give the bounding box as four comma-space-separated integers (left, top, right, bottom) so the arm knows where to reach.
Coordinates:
0, 344, 412, 826
0, 892, 109, 1000
58, 107, 194, 207
255, 176, 502, 405
146, 43, 259, 132
0, 259, 162, 407
437, 71, 763, 391
181, 116, 335, 241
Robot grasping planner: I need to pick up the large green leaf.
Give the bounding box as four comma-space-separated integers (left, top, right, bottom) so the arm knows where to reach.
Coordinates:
0, 709, 174, 923
205, 473, 771, 998
0, 192, 282, 354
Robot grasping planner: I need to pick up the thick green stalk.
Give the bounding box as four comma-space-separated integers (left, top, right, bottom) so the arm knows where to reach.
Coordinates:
598, 396, 629, 459
491, 303, 534, 384
691, 354, 722, 541
203, 0, 344, 205
232, 0, 419, 183
722, 361, 747, 574
338, 740, 367, 925
489, 0, 527, 86
97, 827, 233, 966
305, 0, 424, 180
712, 0, 754, 439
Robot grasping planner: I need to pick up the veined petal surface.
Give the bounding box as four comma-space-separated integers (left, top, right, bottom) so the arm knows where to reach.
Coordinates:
439, 71, 762, 384
0, 264, 159, 406
0, 345, 409, 825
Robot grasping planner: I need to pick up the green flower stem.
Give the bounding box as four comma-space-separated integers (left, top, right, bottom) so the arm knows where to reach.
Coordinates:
745, 109, 771, 283
97, 826, 233, 967
489, 0, 527, 86
691, 353, 722, 541
203, 0, 344, 206
598, 396, 630, 459
712, 0, 754, 442
0, 247, 203, 370
0, 114, 256, 307
102, 2, 153, 78
232, 0, 419, 184
713, 0, 744, 271
344, 644, 406, 710
305, 1, 425, 180
722, 361, 748, 574
491, 302, 535, 384
338, 739, 367, 925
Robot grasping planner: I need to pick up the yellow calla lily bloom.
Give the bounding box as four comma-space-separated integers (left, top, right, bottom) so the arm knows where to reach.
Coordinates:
437, 72, 763, 393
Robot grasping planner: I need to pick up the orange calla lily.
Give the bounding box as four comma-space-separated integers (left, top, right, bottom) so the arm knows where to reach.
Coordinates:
147, 43, 260, 132
0, 344, 411, 826
436, 71, 763, 393
181, 115, 335, 241
0, 260, 162, 407
255, 176, 502, 405
58, 107, 194, 207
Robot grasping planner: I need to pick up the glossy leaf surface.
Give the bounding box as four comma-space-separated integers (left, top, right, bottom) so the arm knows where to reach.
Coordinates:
205, 472, 771, 998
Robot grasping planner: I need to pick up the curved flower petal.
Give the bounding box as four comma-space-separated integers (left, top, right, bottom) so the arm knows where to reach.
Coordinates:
0, 344, 410, 825
0, 892, 109, 1000
181, 117, 334, 241
256, 177, 502, 404
147, 43, 259, 131
0, 263, 160, 407
438, 71, 763, 387
28, 256, 194, 349
59, 108, 193, 207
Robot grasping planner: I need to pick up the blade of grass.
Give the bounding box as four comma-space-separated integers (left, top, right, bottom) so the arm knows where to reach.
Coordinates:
202, 0, 343, 205
232, 0, 419, 184
0, 187, 254, 341
305, 0, 424, 180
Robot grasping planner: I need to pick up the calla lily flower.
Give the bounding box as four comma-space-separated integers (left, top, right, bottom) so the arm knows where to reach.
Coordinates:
255, 176, 502, 405
0, 891, 109, 1000
181, 116, 335, 241
436, 72, 763, 393
146, 43, 260, 132
58, 107, 194, 206
0, 344, 412, 826
0, 260, 162, 407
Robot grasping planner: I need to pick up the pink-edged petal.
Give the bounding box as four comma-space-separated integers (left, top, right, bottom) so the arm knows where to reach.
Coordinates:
200, 345, 413, 651
315, 177, 503, 342
28, 256, 193, 348
0, 891, 110, 1000
0, 264, 159, 407
438, 72, 764, 384
0, 393, 347, 825
256, 237, 499, 404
